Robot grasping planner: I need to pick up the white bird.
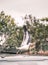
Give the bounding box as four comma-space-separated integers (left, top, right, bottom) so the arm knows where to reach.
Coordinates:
16, 30, 31, 51
16, 25, 35, 52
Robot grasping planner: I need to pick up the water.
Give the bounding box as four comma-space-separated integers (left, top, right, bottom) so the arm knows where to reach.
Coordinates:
0, 58, 48, 65
0, 61, 38, 65
0, 55, 48, 65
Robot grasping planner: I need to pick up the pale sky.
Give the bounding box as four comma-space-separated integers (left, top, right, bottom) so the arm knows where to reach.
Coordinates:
0, 0, 48, 26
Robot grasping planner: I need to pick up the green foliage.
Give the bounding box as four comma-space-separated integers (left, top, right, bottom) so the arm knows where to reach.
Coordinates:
0, 11, 24, 51
24, 14, 48, 52
40, 17, 48, 21
0, 11, 48, 53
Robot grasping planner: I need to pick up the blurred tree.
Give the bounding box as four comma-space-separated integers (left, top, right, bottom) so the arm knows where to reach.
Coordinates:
23, 14, 48, 53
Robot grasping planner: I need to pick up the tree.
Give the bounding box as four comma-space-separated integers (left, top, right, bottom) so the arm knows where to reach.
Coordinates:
0, 11, 17, 48
23, 14, 48, 53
